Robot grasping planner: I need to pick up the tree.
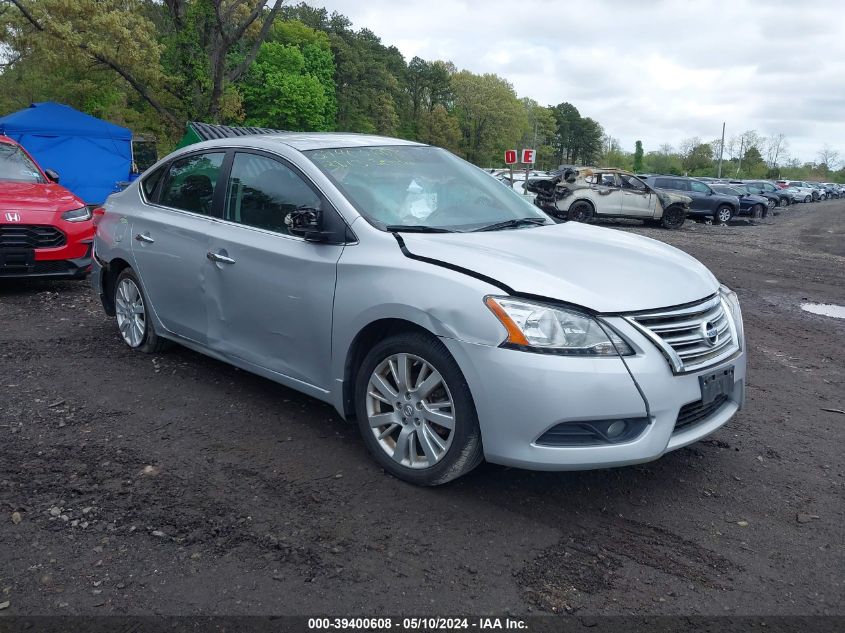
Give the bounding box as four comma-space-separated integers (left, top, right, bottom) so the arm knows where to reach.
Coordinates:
765, 133, 788, 169
5, 0, 285, 128
571, 117, 603, 165
518, 99, 557, 169
406, 57, 453, 135
633, 140, 644, 172
451, 71, 525, 165
679, 137, 713, 174
418, 104, 460, 153
817, 144, 840, 171
240, 40, 336, 130
740, 146, 766, 178
550, 102, 581, 164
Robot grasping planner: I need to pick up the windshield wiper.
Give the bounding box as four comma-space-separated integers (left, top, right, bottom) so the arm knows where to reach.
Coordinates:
472, 217, 548, 232
385, 225, 456, 233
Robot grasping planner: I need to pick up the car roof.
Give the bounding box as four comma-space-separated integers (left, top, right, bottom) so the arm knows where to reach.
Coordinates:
243, 132, 424, 151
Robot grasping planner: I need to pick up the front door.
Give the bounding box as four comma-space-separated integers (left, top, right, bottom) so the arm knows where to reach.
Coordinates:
205, 151, 346, 392
131, 150, 226, 344
618, 174, 657, 217
687, 179, 714, 212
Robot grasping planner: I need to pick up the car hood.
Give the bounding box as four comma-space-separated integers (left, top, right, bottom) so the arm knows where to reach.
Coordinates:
400, 222, 719, 313
654, 189, 692, 209
0, 181, 85, 215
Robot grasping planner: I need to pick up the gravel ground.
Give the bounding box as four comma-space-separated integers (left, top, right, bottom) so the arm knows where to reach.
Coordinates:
0, 200, 843, 616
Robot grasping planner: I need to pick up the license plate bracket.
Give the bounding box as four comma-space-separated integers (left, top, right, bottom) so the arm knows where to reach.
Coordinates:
0, 248, 35, 269
699, 366, 734, 406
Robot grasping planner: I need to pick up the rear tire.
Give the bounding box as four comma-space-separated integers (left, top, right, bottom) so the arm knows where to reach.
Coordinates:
354, 332, 483, 486
567, 201, 594, 223
114, 268, 169, 354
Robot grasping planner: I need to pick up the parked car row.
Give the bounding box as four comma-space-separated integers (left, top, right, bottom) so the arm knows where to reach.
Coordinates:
526, 167, 841, 228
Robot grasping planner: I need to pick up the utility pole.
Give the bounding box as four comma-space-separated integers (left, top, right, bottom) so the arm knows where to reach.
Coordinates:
735, 137, 745, 178
717, 121, 725, 178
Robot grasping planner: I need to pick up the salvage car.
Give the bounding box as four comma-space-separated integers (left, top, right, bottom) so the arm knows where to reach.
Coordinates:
642, 176, 740, 224
92, 134, 746, 485
525, 167, 690, 229
0, 135, 94, 279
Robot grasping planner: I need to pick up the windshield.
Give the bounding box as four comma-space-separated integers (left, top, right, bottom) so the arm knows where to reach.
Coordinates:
304, 145, 549, 232
0, 143, 45, 184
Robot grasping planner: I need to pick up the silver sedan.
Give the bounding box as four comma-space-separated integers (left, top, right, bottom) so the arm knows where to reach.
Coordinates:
92, 133, 746, 485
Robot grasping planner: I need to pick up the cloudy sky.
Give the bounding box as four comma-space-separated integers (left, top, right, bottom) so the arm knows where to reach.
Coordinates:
320, 0, 844, 164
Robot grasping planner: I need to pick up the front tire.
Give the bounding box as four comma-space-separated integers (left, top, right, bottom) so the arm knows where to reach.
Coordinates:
355, 332, 483, 485
715, 205, 733, 224
114, 268, 168, 353
804, 195, 812, 203
660, 205, 686, 229
567, 201, 594, 223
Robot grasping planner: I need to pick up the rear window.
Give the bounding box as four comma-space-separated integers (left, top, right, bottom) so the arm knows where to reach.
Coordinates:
0, 142, 45, 184
141, 165, 167, 201
159, 152, 225, 216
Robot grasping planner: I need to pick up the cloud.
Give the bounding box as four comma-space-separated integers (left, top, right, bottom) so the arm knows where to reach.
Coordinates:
319, 0, 845, 163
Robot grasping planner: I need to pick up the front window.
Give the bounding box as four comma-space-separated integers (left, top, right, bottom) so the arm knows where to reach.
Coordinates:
304, 145, 548, 232
689, 180, 711, 194
619, 174, 647, 191
224, 152, 322, 235
0, 143, 45, 184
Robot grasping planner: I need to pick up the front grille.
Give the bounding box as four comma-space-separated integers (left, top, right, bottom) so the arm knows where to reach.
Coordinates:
625, 295, 739, 373
674, 395, 730, 433
0, 224, 66, 249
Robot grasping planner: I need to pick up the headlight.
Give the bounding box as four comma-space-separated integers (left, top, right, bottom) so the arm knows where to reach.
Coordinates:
719, 284, 744, 350
61, 206, 92, 222
484, 296, 634, 356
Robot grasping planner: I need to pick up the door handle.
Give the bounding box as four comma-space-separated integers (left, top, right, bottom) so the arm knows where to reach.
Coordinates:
134, 233, 155, 243
207, 251, 236, 265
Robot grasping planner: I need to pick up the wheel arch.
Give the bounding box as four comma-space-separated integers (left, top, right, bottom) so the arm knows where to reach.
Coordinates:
100, 257, 133, 316
341, 318, 440, 421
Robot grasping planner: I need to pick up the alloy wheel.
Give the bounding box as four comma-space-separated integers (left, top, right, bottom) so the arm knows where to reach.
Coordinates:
365, 353, 455, 469
717, 207, 732, 223
115, 278, 146, 348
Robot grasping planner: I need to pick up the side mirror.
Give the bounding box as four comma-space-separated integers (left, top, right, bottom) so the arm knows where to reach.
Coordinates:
286, 207, 326, 242
45, 169, 60, 183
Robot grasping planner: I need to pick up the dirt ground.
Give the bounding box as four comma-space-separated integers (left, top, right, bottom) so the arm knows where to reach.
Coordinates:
0, 200, 843, 617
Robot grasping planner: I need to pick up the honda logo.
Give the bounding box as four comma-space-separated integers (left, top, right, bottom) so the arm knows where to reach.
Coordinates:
4, 212, 21, 222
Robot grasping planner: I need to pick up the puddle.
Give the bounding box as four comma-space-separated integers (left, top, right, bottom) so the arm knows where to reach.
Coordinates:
801, 303, 845, 319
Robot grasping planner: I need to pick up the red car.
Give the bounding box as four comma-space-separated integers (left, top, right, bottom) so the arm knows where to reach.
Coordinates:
0, 135, 94, 279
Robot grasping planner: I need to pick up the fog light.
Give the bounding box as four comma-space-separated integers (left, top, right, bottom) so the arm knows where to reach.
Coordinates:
606, 420, 627, 438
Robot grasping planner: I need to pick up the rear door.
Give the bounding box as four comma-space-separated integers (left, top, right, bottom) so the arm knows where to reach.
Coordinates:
204, 150, 346, 392
131, 150, 226, 344
584, 171, 621, 216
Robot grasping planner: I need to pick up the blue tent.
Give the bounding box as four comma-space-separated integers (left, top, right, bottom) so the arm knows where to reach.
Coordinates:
0, 102, 132, 204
